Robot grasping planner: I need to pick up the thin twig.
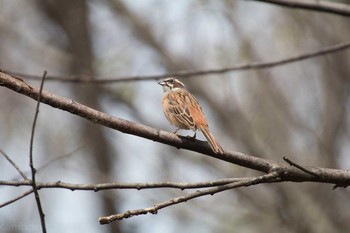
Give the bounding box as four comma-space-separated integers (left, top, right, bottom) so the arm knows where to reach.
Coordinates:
0, 177, 256, 191
251, 0, 350, 17
5, 41, 350, 83
0, 148, 28, 180
283, 156, 319, 177
36, 144, 85, 172
0, 189, 33, 208
5, 145, 85, 182
99, 172, 280, 224
29, 70, 47, 233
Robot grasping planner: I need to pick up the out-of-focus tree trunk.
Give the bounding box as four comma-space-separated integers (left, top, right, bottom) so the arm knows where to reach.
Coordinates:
38, 1, 121, 232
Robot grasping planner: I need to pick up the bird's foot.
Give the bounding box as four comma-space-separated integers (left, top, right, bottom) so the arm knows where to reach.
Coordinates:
173, 128, 181, 136
185, 132, 196, 141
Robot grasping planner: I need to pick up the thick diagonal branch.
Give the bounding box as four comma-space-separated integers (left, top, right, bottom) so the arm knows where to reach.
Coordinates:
1, 70, 350, 185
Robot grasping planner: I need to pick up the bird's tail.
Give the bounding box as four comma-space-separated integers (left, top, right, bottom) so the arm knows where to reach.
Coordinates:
199, 126, 224, 154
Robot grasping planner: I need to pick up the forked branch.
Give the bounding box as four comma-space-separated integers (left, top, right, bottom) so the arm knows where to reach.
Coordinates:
1, 70, 350, 186
99, 172, 280, 224
29, 71, 47, 233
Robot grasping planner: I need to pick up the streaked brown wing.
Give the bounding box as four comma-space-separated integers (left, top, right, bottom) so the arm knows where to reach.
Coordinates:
167, 91, 196, 130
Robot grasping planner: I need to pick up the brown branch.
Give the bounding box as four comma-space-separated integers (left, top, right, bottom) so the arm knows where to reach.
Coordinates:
0, 148, 28, 180
251, 0, 350, 17
1, 70, 350, 185
5, 41, 350, 83
99, 172, 280, 223
0, 178, 257, 191
0, 69, 273, 172
0, 189, 33, 208
29, 71, 47, 233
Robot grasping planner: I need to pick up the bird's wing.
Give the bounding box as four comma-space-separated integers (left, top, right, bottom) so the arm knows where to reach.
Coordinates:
167, 91, 196, 130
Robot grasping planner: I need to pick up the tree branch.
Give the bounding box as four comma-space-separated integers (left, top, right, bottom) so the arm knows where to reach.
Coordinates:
99, 172, 280, 223
1, 70, 350, 185
0, 189, 33, 208
4, 41, 350, 83
0, 148, 29, 180
29, 71, 47, 233
0, 178, 261, 191
251, 0, 350, 17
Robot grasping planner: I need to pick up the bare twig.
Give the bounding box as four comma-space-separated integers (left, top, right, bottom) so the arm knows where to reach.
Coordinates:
283, 156, 319, 177
36, 144, 85, 172
251, 0, 350, 17
99, 172, 280, 224
0, 148, 28, 180
29, 71, 47, 233
6, 145, 85, 182
0, 189, 33, 208
5, 41, 350, 83
0, 177, 257, 191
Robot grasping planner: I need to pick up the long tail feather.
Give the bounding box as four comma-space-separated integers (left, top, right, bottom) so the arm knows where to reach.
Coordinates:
199, 126, 224, 154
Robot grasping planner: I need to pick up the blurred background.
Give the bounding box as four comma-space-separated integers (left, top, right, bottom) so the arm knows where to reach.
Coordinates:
1, 0, 350, 232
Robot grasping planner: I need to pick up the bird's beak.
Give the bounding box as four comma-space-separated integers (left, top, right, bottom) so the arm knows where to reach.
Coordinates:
158, 80, 165, 86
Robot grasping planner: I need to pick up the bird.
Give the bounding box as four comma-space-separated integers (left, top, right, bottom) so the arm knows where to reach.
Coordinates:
158, 77, 224, 154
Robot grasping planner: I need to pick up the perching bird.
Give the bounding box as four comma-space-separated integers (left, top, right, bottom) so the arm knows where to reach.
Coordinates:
158, 77, 224, 154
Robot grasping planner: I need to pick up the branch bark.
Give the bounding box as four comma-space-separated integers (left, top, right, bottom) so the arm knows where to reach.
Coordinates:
1, 70, 350, 185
